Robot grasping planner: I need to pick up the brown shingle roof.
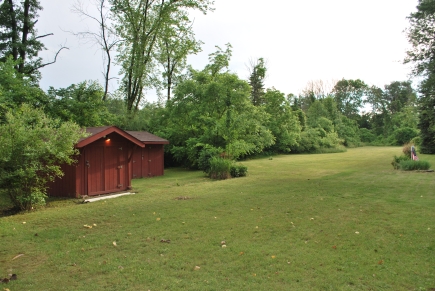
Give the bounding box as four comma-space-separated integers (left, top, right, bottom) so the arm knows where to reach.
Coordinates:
127, 131, 169, 144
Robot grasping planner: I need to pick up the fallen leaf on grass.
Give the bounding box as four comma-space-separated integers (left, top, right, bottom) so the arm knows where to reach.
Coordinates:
83, 224, 92, 229
113, 241, 117, 247
271, 255, 276, 259
194, 266, 200, 271
239, 252, 244, 255
355, 231, 360, 234
4, 288, 11, 291
378, 260, 384, 265
11, 254, 24, 261
156, 218, 161, 221
332, 245, 337, 249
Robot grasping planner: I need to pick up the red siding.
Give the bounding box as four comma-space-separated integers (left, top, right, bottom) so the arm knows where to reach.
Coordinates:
132, 144, 165, 178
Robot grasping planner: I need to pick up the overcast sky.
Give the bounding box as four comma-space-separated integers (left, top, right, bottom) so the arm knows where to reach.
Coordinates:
37, 0, 418, 102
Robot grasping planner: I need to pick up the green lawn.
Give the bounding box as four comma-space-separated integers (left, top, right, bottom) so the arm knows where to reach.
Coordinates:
1, 147, 434, 290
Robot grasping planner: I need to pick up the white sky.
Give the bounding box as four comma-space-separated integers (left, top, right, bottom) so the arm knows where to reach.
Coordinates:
37, 0, 418, 102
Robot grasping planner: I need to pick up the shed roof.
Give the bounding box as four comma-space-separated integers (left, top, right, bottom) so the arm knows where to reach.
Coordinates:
127, 131, 169, 145
76, 126, 145, 148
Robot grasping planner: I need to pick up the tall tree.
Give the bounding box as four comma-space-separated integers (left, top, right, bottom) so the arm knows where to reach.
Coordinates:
109, 0, 213, 112
154, 9, 202, 101
405, 0, 435, 153
332, 78, 368, 118
0, 0, 66, 80
164, 46, 274, 167
248, 57, 266, 106
262, 88, 301, 152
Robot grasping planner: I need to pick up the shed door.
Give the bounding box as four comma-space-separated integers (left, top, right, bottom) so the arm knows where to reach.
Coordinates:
86, 146, 104, 195
132, 149, 142, 178
85, 145, 127, 195
148, 145, 164, 176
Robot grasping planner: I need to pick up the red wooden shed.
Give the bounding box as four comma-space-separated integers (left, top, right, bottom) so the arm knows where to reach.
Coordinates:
127, 131, 169, 179
48, 126, 145, 198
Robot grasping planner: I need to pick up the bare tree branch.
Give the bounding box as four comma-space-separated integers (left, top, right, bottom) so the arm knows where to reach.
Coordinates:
31, 46, 69, 72
35, 33, 54, 39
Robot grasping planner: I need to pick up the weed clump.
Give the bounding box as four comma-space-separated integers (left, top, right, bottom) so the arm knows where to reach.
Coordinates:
207, 157, 248, 179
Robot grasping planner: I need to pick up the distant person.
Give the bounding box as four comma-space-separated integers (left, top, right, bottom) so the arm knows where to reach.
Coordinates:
411, 146, 419, 161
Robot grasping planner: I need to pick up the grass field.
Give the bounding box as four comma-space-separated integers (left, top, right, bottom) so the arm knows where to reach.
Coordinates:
0, 147, 434, 290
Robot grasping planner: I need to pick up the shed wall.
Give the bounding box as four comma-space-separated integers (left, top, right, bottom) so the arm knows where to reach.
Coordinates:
132, 144, 165, 178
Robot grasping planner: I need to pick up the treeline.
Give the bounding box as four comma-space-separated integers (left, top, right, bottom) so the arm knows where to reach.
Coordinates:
0, 44, 420, 170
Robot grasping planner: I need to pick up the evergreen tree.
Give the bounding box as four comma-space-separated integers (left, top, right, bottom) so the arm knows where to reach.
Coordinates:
405, 0, 435, 153
248, 58, 266, 106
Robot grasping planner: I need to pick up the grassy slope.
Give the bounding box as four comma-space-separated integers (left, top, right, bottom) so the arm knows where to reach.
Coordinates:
0, 147, 434, 290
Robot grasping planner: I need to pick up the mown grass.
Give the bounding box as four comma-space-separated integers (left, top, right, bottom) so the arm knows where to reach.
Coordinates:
1, 147, 434, 290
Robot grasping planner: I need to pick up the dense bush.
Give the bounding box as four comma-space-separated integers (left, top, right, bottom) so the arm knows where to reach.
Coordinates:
230, 164, 248, 177
359, 128, 376, 143
392, 127, 419, 145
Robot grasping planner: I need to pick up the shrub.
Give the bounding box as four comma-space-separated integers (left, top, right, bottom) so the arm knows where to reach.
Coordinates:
0, 105, 87, 211
391, 155, 410, 170
398, 160, 431, 171
230, 164, 248, 177
208, 157, 232, 180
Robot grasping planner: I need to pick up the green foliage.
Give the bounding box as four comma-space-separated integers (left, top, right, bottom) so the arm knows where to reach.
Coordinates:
262, 88, 301, 153
391, 127, 419, 146
47, 81, 114, 127
0, 104, 87, 210
358, 128, 376, 143
398, 159, 431, 171
0, 57, 48, 115
293, 127, 343, 153
198, 146, 223, 173
164, 47, 274, 167
208, 157, 232, 180
230, 164, 248, 177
